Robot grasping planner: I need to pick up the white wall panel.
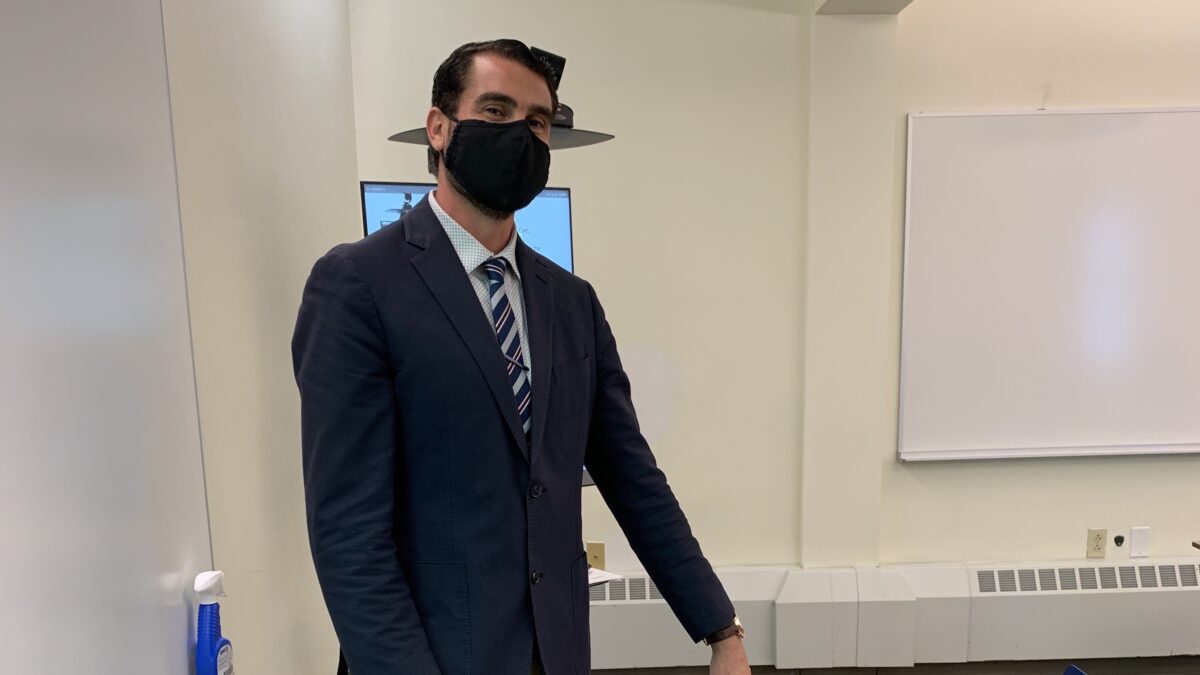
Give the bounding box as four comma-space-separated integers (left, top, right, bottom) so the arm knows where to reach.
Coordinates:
0, 0, 213, 672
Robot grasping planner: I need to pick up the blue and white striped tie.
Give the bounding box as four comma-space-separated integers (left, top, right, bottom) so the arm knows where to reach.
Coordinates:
482, 257, 532, 437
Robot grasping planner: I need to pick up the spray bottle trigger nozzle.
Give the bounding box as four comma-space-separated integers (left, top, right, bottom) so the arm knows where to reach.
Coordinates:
194, 570, 226, 605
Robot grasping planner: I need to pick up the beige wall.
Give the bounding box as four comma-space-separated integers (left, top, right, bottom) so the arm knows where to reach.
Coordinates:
350, 0, 810, 570
175, 0, 1200, 669
349, 0, 1200, 572
798, 0, 1200, 568
162, 1, 360, 673
876, 0, 1200, 563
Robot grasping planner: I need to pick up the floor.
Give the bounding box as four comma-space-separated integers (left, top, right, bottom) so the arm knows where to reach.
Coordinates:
596, 656, 1200, 674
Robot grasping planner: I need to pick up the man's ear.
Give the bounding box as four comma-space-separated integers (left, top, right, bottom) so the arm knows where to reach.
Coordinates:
426, 107, 450, 153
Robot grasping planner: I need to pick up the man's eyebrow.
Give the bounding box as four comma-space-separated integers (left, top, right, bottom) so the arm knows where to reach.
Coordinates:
528, 104, 555, 120
474, 92, 518, 108
474, 92, 554, 120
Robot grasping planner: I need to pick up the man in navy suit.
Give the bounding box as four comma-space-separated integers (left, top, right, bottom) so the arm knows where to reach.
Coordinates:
293, 39, 749, 675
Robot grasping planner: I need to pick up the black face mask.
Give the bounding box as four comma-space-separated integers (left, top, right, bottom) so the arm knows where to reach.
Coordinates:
442, 114, 551, 214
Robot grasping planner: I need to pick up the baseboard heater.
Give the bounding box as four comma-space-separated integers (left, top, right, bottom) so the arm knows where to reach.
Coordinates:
588, 559, 1200, 669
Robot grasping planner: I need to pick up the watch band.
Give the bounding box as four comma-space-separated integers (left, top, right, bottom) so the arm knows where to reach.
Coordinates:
702, 616, 745, 645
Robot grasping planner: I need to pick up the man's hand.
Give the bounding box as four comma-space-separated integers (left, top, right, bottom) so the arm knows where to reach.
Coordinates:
709, 636, 750, 675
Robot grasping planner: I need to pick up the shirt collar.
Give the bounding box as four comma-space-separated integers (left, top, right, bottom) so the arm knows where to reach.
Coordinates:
428, 190, 521, 279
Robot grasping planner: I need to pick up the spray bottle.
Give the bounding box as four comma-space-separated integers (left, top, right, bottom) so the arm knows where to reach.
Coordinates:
195, 571, 234, 675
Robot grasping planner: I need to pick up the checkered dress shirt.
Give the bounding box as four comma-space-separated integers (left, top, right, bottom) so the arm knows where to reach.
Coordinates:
428, 191, 533, 384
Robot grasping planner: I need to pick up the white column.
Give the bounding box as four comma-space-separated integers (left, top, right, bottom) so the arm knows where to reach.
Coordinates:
160, 1, 361, 673
800, 10, 902, 567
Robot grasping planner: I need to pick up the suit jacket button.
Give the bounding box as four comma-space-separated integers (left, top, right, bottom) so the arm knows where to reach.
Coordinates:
529, 483, 544, 498
531, 571, 543, 585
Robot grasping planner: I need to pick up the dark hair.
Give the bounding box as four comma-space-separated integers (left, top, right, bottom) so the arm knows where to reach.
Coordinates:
427, 39, 559, 175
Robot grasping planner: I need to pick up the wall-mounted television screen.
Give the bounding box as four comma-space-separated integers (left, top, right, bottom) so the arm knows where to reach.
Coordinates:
360, 181, 573, 272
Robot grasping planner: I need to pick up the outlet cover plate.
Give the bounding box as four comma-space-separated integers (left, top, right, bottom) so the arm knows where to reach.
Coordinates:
1086, 528, 1107, 559
1130, 526, 1150, 558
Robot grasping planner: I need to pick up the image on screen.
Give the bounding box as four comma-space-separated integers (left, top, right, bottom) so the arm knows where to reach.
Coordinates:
361, 182, 573, 272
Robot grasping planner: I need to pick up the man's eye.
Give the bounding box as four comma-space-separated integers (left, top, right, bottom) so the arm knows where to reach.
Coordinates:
484, 107, 504, 116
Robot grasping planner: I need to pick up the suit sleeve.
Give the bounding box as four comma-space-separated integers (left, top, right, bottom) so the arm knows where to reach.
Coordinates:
292, 249, 442, 675
581, 282, 736, 643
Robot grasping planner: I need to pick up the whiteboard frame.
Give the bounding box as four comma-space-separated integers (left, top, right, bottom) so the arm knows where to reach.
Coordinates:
899, 107, 1200, 462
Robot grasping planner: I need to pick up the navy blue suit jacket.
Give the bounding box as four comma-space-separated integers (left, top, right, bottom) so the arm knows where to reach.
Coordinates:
292, 198, 734, 675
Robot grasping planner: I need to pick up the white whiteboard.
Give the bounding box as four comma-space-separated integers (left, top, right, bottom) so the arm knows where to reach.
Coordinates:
900, 109, 1200, 461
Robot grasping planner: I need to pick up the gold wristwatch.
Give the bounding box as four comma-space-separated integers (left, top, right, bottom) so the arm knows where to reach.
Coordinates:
702, 615, 745, 645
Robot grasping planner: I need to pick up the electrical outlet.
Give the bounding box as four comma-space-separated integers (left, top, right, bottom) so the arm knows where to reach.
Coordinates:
586, 541, 606, 570
1086, 528, 1107, 559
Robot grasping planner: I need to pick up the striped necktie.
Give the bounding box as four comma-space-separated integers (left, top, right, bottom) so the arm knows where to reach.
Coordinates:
482, 257, 532, 437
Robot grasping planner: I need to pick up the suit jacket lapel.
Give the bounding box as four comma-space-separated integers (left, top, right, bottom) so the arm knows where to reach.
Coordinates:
517, 240, 554, 466
405, 199, 530, 460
